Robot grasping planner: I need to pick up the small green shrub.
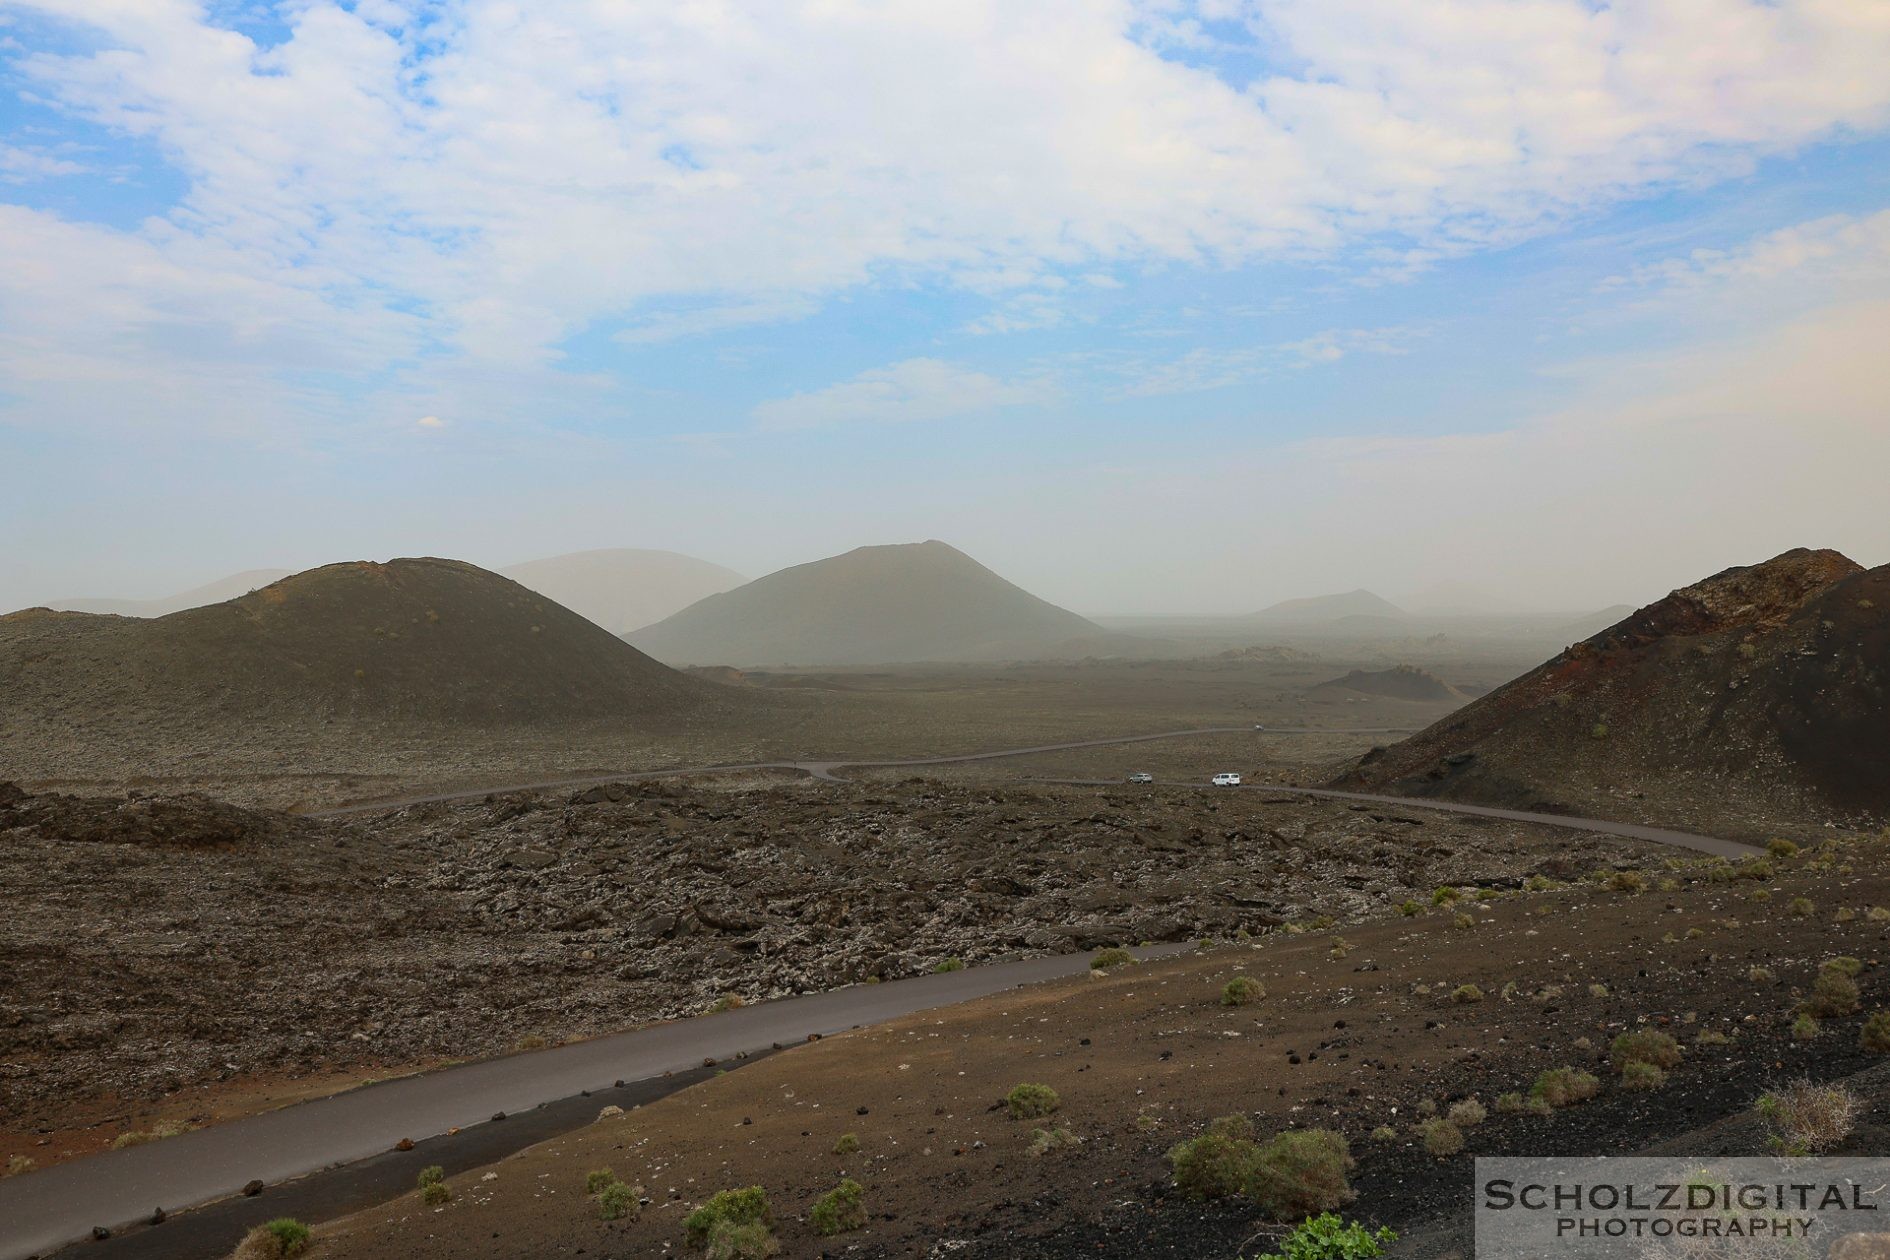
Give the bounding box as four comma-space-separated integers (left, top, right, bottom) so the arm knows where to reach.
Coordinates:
933, 957, 966, 973
421, 1181, 451, 1205
1757, 1081, 1860, 1155
809, 1178, 865, 1235
684, 1187, 773, 1249
1802, 970, 1860, 1017
1452, 913, 1475, 930
418, 1165, 445, 1188
1821, 956, 1864, 977
1397, 900, 1421, 917
3, 1154, 35, 1178
1525, 874, 1554, 892
1090, 948, 1135, 970
240, 1220, 311, 1259
1620, 1062, 1666, 1092
1793, 1013, 1821, 1041
1495, 1092, 1553, 1118
704, 1220, 779, 1260
1860, 1012, 1890, 1053
1370, 1125, 1398, 1142
1450, 984, 1483, 1005
1005, 1083, 1060, 1119
599, 1179, 640, 1221
1696, 1030, 1731, 1046
1418, 1118, 1463, 1157
1789, 897, 1815, 917
1767, 839, 1800, 859
832, 1133, 860, 1156
1588, 983, 1609, 998
1608, 870, 1646, 893
1447, 1099, 1487, 1127
1244, 1129, 1355, 1219
1748, 966, 1776, 983
1610, 1030, 1682, 1072
1530, 1068, 1601, 1109
586, 1167, 617, 1195
1431, 887, 1461, 905
1028, 1126, 1078, 1156
1251, 1212, 1396, 1260
1222, 976, 1265, 1006
708, 994, 745, 1013
1168, 1128, 1256, 1200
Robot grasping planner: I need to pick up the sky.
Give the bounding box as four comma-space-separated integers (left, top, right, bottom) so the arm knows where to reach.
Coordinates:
2, 0, 1889, 617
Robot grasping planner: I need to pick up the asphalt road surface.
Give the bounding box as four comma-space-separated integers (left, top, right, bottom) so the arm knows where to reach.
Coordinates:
5, 725, 1755, 1259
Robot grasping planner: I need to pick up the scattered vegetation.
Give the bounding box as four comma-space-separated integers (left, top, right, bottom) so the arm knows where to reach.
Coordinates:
1447, 1099, 1487, 1128
832, 1133, 860, 1156
234, 1219, 311, 1260
809, 1178, 866, 1236
421, 1181, 451, 1206
1607, 870, 1646, 893
1450, 983, 1483, 1004
1620, 1061, 1666, 1092
1495, 1092, 1553, 1118
1005, 1083, 1061, 1119
1757, 1081, 1861, 1155
1451, 913, 1475, 930
1028, 1127, 1078, 1157
933, 957, 966, 973
684, 1187, 776, 1257
1250, 1213, 1397, 1260
598, 1179, 640, 1222
1170, 1121, 1354, 1219
1793, 1013, 1821, 1041
1530, 1068, 1601, 1109
1090, 948, 1135, 970
1418, 1118, 1464, 1157
1860, 1012, 1890, 1053
1370, 1125, 1398, 1142
1609, 1030, 1682, 1072
586, 1167, 618, 1195
1788, 897, 1815, 917
418, 1165, 444, 1188
1222, 975, 1265, 1007
1802, 969, 1860, 1018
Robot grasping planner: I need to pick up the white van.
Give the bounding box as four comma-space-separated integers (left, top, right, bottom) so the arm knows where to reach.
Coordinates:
1211, 772, 1242, 786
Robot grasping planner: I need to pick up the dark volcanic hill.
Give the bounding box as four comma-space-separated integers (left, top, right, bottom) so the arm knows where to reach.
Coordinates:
1311, 665, 1465, 702
1338, 548, 1888, 827
0, 558, 721, 727
627, 540, 1103, 666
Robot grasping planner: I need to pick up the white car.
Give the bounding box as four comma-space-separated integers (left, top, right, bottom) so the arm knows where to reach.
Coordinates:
1253, 723, 1267, 730
1211, 772, 1242, 787
1127, 772, 1154, 784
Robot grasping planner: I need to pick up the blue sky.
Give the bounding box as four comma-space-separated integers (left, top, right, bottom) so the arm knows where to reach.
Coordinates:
3, 0, 1889, 614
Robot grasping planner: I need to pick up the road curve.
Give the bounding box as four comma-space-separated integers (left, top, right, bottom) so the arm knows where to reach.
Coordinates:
0, 946, 1186, 1260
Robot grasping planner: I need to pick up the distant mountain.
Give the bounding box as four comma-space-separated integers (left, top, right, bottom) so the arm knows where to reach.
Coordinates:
1338, 548, 1888, 826
1310, 665, 1465, 702
627, 541, 1103, 666
501, 549, 746, 636
1253, 589, 1405, 623
48, 569, 294, 617
2, 558, 725, 727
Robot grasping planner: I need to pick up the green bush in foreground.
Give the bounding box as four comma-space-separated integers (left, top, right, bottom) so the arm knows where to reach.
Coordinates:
1530, 1068, 1601, 1109
235, 1219, 311, 1260
1803, 970, 1860, 1018
1244, 1130, 1355, 1220
420, 1181, 451, 1205
809, 1178, 866, 1236
1090, 948, 1135, 970
685, 1187, 773, 1250
1222, 976, 1265, 1007
1620, 1061, 1667, 1092
1169, 1128, 1256, 1200
1418, 1118, 1463, 1158
1251, 1212, 1397, 1260
704, 1220, 779, 1260
1005, 1083, 1060, 1119
1610, 1030, 1682, 1072
417, 1165, 444, 1188
586, 1167, 617, 1195
1860, 1011, 1890, 1053
832, 1132, 860, 1156
598, 1179, 640, 1221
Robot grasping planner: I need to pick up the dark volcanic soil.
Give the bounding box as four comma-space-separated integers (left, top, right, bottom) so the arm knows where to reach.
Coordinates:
1, 777, 1641, 1161
310, 831, 1890, 1260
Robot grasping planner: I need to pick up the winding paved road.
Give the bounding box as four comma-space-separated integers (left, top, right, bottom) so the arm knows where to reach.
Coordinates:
4, 725, 1758, 1259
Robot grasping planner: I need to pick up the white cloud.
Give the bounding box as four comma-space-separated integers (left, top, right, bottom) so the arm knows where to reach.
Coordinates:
752, 358, 1052, 431
0, 142, 87, 181
416, 414, 445, 429
1601, 209, 1890, 301
3, 0, 1887, 401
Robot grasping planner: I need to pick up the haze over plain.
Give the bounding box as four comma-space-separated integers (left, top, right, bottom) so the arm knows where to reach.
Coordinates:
4, 1, 1890, 614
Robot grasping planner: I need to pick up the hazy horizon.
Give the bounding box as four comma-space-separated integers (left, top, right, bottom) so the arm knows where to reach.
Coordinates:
5, 2, 1889, 618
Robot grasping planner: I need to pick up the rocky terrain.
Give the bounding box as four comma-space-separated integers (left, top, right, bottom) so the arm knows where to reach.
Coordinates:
1309, 665, 1464, 702
311, 828, 1890, 1260
1340, 549, 1889, 833
0, 775, 1640, 1155
627, 540, 1109, 665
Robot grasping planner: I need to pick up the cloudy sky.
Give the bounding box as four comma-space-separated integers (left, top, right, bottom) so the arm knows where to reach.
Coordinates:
3, 0, 1888, 616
